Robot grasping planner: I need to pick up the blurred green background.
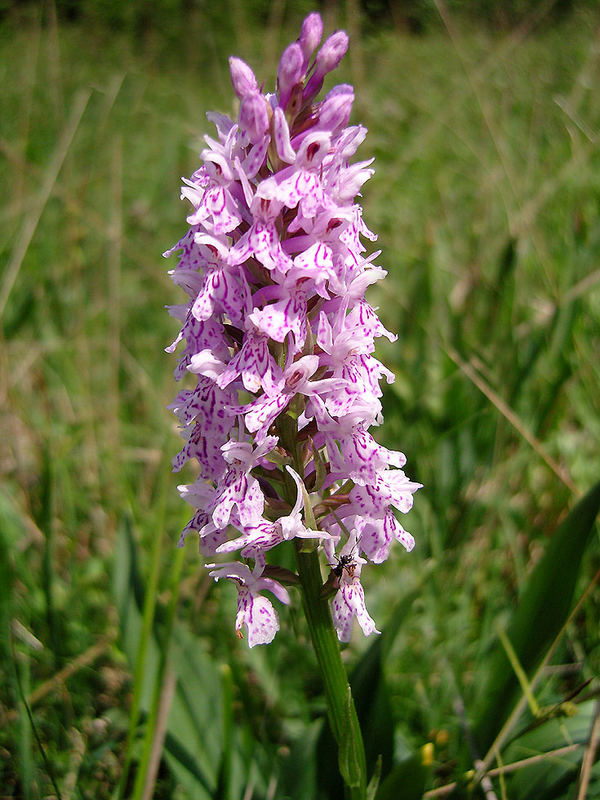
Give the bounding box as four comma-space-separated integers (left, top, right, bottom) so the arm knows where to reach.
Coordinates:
1, 1, 599, 798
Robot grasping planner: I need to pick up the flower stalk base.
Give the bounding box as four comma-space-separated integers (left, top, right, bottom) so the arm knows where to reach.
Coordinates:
295, 544, 367, 798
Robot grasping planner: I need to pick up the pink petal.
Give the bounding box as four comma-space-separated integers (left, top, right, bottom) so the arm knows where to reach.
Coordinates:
272, 107, 296, 163
236, 590, 280, 647
243, 394, 290, 434
331, 590, 354, 643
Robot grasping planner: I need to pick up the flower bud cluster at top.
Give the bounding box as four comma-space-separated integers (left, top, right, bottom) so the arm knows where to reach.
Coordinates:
164, 12, 421, 647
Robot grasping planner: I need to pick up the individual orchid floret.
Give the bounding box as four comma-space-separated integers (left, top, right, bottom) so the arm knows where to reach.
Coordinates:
216, 332, 282, 395
239, 91, 269, 144
304, 30, 349, 102
278, 42, 304, 110
272, 107, 296, 164
237, 355, 345, 441
316, 30, 350, 74
209, 436, 278, 528
279, 466, 321, 542
318, 85, 355, 132
298, 11, 323, 69
207, 561, 291, 647
356, 511, 416, 564
327, 537, 379, 643
229, 56, 258, 98
216, 466, 327, 558
331, 569, 380, 643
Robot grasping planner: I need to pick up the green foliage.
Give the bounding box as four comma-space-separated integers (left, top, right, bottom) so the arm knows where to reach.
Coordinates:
374, 753, 428, 800
113, 516, 280, 799
113, 518, 220, 798
3, 0, 596, 37
0, 6, 599, 799
472, 481, 600, 752
502, 699, 600, 799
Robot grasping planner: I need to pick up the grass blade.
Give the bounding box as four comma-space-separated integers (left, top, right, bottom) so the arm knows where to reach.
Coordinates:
0, 88, 90, 319
131, 542, 186, 800
500, 698, 598, 800
473, 480, 600, 752
351, 589, 421, 778
115, 512, 164, 799
113, 517, 224, 797
11, 635, 63, 800
37, 447, 62, 670
374, 752, 428, 800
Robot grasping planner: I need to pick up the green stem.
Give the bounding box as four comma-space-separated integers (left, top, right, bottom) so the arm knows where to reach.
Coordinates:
279, 406, 366, 796
295, 544, 367, 799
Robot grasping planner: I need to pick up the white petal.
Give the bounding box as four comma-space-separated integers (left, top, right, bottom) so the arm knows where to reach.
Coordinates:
237, 592, 280, 647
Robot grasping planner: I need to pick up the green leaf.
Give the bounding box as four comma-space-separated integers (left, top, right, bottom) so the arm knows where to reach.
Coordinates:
374, 753, 428, 800
113, 516, 159, 709
278, 720, 322, 800
112, 518, 221, 798
501, 699, 597, 800
351, 588, 421, 779
214, 663, 234, 800
162, 732, 214, 797
338, 686, 363, 789
473, 480, 600, 751
488, 236, 517, 345
366, 756, 382, 800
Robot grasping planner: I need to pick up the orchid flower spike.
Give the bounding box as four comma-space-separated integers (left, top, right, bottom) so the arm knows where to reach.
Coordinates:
165, 12, 421, 645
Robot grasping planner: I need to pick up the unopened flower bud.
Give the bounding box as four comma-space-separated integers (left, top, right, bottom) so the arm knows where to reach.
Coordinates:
317, 31, 348, 75
239, 91, 269, 144
318, 84, 354, 132
278, 42, 304, 110
304, 31, 349, 102
298, 12, 323, 67
229, 56, 258, 99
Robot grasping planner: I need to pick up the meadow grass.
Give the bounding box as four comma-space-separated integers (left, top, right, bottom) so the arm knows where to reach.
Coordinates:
0, 5, 599, 799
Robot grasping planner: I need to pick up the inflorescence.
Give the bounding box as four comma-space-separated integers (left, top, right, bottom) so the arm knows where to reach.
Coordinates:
165, 12, 421, 646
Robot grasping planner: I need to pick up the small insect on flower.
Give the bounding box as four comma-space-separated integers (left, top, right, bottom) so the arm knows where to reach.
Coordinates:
320, 548, 358, 598
330, 552, 358, 581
